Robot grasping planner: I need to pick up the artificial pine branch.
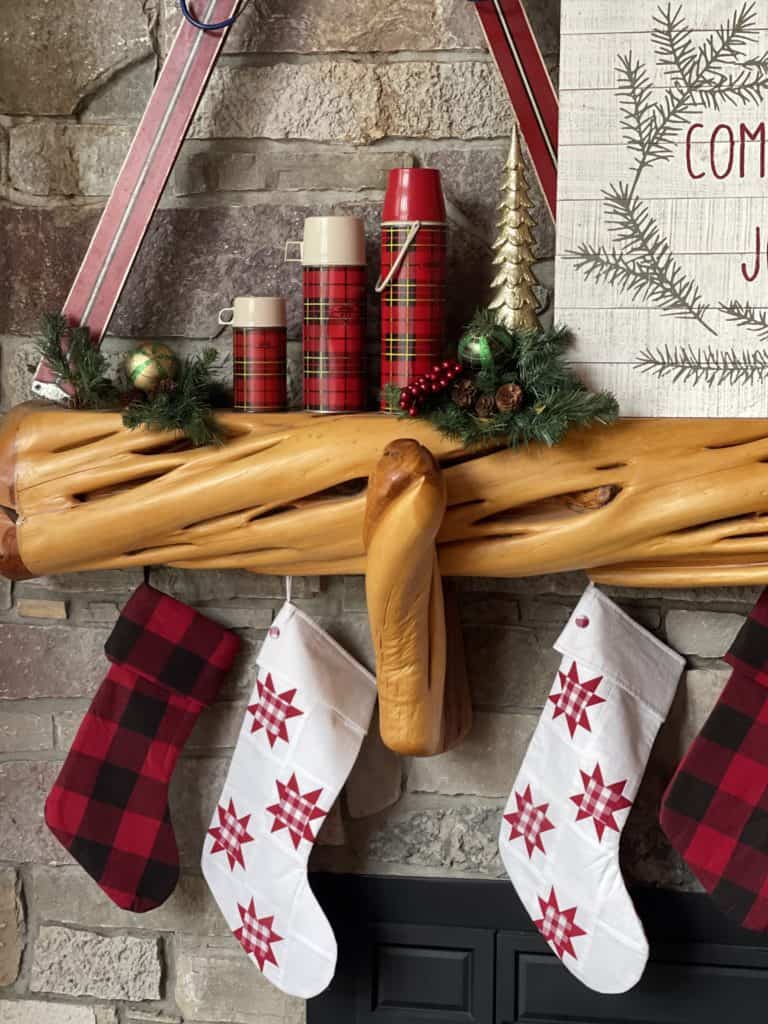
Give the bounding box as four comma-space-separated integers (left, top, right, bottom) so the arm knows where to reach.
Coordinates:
36, 313, 119, 408
122, 348, 224, 447
388, 314, 618, 449
635, 343, 768, 386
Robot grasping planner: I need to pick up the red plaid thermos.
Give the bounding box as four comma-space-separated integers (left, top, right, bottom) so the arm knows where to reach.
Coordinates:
377, 168, 447, 410
286, 216, 367, 413
220, 297, 287, 412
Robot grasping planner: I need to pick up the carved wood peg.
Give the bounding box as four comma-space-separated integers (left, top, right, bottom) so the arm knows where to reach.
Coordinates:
363, 439, 472, 756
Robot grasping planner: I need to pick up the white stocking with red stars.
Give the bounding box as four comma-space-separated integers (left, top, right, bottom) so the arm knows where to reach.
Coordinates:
202, 602, 377, 999
499, 585, 684, 994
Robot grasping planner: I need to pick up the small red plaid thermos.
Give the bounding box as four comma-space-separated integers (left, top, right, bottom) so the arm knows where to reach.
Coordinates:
286, 216, 367, 413
219, 296, 287, 412
377, 168, 447, 409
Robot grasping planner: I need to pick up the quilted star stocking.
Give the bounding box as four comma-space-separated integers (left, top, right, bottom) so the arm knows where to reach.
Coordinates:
661, 589, 768, 931
45, 584, 241, 912
202, 601, 377, 999
499, 584, 684, 993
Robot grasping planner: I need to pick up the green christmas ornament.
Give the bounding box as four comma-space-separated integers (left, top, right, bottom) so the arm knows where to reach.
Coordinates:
457, 330, 504, 371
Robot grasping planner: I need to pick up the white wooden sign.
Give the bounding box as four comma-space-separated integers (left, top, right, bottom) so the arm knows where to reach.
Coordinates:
555, 0, 768, 416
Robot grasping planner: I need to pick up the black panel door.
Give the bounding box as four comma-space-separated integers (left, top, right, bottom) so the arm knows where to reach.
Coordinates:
496, 932, 768, 1023
355, 923, 493, 1023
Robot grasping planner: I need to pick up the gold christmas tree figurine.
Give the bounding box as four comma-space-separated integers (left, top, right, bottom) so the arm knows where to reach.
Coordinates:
488, 126, 542, 332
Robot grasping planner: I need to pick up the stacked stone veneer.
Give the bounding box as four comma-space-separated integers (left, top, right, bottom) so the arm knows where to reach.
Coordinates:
0, 2, 753, 1021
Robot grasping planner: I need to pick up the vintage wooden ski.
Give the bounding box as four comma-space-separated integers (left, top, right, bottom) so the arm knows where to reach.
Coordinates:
32, 0, 241, 399
471, 0, 558, 220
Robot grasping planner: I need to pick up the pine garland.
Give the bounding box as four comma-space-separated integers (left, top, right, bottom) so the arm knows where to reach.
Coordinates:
36, 313, 120, 408
36, 313, 224, 447
387, 312, 619, 449
122, 348, 225, 447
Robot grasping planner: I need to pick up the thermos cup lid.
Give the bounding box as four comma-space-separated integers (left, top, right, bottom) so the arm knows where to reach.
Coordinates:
219, 296, 287, 328
382, 167, 446, 223
302, 216, 366, 266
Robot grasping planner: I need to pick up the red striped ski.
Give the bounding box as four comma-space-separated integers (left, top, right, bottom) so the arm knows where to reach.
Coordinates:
472, 0, 558, 220
32, 0, 241, 400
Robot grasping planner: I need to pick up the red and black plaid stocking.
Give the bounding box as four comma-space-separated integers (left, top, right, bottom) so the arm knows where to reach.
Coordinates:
45, 583, 240, 913
660, 590, 768, 931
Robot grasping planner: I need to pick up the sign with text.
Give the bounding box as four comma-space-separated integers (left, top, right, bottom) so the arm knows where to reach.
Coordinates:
555, 0, 768, 415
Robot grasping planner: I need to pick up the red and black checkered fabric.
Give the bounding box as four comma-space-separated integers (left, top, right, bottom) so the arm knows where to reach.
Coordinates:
233, 326, 287, 412
45, 584, 240, 913
380, 223, 446, 409
302, 265, 367, 412
660, 589, 768, 931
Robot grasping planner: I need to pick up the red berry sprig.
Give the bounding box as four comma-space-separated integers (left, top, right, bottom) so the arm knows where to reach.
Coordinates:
398, 361, 463, 417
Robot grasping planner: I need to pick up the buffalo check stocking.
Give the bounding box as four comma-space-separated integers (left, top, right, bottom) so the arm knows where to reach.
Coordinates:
661, 589, 768, 931
499, 585, 684, 993
202, 602, 377, 998
45, 584, 241, 912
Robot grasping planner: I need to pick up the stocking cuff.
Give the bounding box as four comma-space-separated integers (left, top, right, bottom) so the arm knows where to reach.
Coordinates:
555, 584, 685, 719
724, 587, 768, 684
105, 583, 241, 705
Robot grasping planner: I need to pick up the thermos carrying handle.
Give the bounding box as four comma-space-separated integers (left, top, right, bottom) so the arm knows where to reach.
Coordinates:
218, 307, 235, 326
284, 240, 304, 263
375, 221, 422, 293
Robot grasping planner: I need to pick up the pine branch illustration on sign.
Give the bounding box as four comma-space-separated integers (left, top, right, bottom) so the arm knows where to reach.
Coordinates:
720, 301, 768, 344
568, 1, 768, 381
571, 184, 712, 332
637, 344, 768, 387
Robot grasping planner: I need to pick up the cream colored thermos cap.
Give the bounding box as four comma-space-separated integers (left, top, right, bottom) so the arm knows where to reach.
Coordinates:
285, 216, 366, 267
218, 296, 287, 328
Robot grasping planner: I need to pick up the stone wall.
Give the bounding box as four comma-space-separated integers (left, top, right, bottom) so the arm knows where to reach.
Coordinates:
0, 2, 754, 1022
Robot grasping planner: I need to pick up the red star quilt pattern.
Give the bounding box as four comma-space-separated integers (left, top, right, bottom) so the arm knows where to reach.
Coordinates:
571, 763, 632, 841
207, 798, 254, 870
534, 888, 587, 961
234, 898, 283, 971
248, 672, 303, 748
549, 661, 605, 737
503, 784, 555, 858
266, 773, 329, 849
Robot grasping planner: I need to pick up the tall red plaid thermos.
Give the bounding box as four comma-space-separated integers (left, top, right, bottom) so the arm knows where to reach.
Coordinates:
285, 216, 367, 413
377, 168, 447, 409
219, 296, 287, 412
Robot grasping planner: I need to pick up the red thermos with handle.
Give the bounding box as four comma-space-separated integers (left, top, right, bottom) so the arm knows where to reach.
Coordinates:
377, 168, 447, 409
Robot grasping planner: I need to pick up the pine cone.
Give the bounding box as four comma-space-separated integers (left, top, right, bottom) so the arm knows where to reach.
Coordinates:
451, 378, 477, 409
158, 378, 178, 395
474, 393, 496, 419
495, 382, 523, 413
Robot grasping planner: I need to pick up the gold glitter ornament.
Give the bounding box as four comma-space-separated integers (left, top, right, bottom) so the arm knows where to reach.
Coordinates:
125, 343, 178, 393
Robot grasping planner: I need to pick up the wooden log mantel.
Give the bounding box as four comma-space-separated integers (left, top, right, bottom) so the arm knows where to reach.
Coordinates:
4, 402, 768, 588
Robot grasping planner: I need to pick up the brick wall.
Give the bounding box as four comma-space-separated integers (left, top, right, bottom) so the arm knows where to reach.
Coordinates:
0, 2, 753, 1022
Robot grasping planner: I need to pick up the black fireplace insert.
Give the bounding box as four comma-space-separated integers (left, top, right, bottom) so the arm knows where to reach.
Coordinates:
308, 873, 768, 1023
